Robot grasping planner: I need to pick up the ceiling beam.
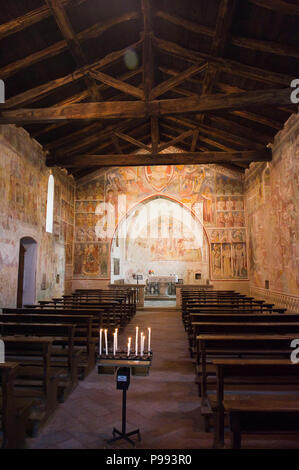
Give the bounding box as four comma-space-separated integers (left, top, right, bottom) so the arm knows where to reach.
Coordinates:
2, 39, 143, 109
51, 149, 272, 168
158, 130, 194, 152
154, 36, 295, 86
0, 88, 292, 123
0, 0, 86, 40
149, 63, 207, 100
156, 10, 299, 58
198, 0, 236, 124
248, 0, 299, 15
114, 131, 151, 151
0, 10, 139, 79
151, 117, 159, 153
45, 0, 100, 100
90, 70, 144, 99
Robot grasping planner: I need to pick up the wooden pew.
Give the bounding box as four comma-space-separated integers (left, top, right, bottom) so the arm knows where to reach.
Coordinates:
0, 313, 95, 379
213, 359, 299, 448
0, 362, 32, 449
3, 337, 61, 436
196, 334, 297, 441
0, 323, 81, 402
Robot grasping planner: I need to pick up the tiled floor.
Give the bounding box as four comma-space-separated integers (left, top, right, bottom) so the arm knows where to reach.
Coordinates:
27, 309, 299, 449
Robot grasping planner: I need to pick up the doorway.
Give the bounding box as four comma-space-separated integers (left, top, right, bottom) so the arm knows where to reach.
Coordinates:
17, 237, 38, 307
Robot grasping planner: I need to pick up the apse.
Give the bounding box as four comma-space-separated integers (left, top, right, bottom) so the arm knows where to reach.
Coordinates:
111, 196, 209, 284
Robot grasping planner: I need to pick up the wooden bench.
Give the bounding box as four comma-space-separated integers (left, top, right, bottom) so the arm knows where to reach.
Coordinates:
0, 323, 81, 402
0, 362, 32, 448
196, 334, 297, 438
0, 313, 95, 379
213, 359, 299, 448
2, 336, 62, 436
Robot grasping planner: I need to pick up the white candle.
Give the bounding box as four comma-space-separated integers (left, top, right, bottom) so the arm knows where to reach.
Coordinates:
140, 332, 144, 356
113, 332, 116, 356
99, 329, 103, 356
115, 328, 118, 351
104, 329, 108, 355
135, 326, 139, 355
127, 337, 131, 356
148, 327, 151, 352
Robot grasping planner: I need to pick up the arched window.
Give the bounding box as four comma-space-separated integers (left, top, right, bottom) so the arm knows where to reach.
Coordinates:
46, 174, 54, 233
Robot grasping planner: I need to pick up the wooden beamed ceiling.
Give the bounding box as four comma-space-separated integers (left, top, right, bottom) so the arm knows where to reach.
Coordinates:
0, 0, 298, 177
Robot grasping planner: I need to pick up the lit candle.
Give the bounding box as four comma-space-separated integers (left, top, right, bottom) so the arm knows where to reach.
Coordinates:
140, 332, 144, 356
127, 337, 131, 356
99, 328, 103, 356
113, 332, 116, 356
115, 328, 118, 351
104, 329, 108, 355
148, 327, 151, 352
135, 326, 139, 355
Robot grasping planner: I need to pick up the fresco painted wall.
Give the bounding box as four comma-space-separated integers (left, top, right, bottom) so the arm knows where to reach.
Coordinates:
110, 196, 210, 284
245, 113, 299, 304
75, 160, 248, 283
0, 125, 75, 307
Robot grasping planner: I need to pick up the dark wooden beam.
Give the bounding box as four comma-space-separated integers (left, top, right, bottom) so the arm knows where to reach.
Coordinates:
153, 36, 295, 86
0, 10, 139, 79
156, 10, 299, 58
142, 0, 154, 101
248, 0, 299, 15
112, 135, 123, 154
114, 131, 151, 151
90, 70, 144, 99
0, 88, 292, 123
158, 130, 194, 152
0, 0, 86, 39
151, 117, 159, 153
3, 39, 143, 109
198, 0, 236, 124
52, 149, 271, 168
45, 0, 101, 100
190, 129, 199, 152
150, 64, 207, 100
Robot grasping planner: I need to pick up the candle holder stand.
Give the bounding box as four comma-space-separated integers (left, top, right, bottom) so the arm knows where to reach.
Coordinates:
97, 352, 153, 447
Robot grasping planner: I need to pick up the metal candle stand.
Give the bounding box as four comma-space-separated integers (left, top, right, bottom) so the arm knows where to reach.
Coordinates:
97, 351, 153, 446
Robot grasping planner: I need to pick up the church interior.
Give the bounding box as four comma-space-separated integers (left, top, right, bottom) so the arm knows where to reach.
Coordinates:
0, 0, 298, 450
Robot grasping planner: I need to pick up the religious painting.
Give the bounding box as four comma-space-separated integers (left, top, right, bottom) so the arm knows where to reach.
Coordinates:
232, 243, 247, 278
211, 241, 248, 279
144, 166, 174, 192
73, 164, 248, 283
216, 174, 243, 195
73, 243, 109, 278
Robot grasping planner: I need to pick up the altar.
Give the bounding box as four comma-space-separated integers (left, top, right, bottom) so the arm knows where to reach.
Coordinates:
146, 275, 178, 296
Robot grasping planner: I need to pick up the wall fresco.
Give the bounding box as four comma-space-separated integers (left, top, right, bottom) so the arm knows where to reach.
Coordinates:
245, 114, 299, 296
75, 164, 247, 280
0, 126, 75, 307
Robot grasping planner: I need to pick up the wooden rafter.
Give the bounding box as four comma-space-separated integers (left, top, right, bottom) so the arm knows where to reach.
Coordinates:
114, 131, 151, 151
0, 0, 86, 40
158, 130, 194, 152
0, 88, 292, 124
2, 39, 143, 109
0, 10, 139, 79
45, 0, 100, 100
198, 0, 236, 124
248, 0, 299, 16
149, 63, 207, 100
51, 149, 271, 168
90, 70, 144, 99
153, 36, 295, 86
156, 10, 299, 58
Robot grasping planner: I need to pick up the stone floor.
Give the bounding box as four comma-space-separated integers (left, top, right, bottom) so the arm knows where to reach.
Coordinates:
27, 309, 299, 449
